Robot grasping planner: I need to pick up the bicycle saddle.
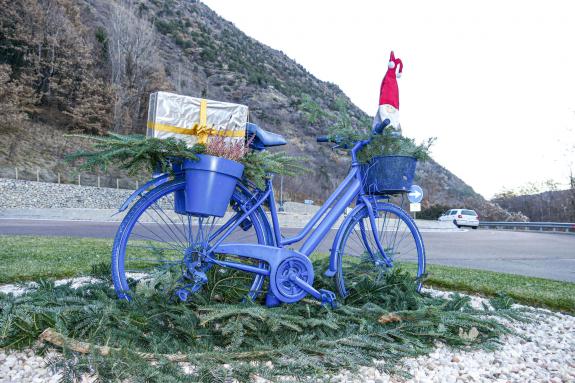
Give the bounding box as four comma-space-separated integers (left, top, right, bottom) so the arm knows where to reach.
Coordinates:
246, 122, 287, 150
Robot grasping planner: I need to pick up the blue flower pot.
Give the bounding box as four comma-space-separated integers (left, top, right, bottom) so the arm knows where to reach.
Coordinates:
180, 155, 244, 217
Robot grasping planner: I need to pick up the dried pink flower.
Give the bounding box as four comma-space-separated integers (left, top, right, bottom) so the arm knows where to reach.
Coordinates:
204, 128, 254, 162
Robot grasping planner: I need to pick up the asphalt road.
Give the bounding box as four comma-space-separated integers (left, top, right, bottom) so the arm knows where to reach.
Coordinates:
1, 219, 574, 282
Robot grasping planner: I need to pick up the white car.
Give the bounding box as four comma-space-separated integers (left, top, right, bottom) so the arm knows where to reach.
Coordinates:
438, 209, 479, 229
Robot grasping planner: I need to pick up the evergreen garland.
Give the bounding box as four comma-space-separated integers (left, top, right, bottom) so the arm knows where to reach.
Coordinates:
356, 126, 436, 163
66, 133, 307, 189
0, 259, 525, 382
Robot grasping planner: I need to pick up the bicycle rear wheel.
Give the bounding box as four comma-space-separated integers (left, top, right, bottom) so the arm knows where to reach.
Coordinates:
111, 178, 273, 303
333, 201, 425, 299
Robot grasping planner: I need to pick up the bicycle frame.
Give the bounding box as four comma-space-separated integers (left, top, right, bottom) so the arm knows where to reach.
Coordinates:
207, 139, 394, 267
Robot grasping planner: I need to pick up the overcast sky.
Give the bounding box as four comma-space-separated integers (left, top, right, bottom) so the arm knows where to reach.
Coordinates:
202, 0, 575, 198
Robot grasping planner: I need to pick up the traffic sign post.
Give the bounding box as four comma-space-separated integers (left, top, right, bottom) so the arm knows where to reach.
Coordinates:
410, 203, 421, 212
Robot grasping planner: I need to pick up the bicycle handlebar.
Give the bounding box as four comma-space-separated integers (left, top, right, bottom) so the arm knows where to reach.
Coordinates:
316, 119, 391, 145
316, 119, 392, 163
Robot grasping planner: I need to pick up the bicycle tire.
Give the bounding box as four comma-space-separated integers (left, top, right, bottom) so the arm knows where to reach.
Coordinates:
333, 201, 426, 299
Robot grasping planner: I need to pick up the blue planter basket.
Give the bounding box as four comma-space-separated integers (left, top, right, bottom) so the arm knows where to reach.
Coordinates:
361, 155, 417, 194
173, 154, 244, 217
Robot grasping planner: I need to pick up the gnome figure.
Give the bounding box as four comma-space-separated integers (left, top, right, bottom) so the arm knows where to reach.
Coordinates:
373, 51, 403, 135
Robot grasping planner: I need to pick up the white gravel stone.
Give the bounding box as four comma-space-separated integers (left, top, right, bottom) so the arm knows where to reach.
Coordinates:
0, 277, 99, 297
0, 351, 62, 383
382, 289, 575, 383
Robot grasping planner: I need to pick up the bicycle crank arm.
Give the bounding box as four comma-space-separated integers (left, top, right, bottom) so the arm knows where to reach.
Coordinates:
288, 273, 337, 308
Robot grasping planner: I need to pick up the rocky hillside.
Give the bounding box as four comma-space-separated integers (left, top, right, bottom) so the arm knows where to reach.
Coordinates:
0, 0, 515, 219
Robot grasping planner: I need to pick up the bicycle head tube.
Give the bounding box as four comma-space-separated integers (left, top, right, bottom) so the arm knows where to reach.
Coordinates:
351, 140, 370, 166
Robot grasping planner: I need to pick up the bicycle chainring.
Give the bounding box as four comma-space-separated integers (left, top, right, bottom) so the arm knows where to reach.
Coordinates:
273, 256, 314, 303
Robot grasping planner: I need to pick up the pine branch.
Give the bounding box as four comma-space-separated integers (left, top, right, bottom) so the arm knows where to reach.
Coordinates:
65, 134, 203, 175
0, 260, 527, 382
65, 133, 307, 188
241, 150, 309, 189
39, 328, 276, 361
326, 122, 436, 163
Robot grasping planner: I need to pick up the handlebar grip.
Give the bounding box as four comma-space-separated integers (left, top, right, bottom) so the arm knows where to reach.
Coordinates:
316, 135, 330, 143
373, 118, 391, 135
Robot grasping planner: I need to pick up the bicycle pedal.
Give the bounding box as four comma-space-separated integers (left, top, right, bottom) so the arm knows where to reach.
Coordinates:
175, 287, 191, 302
319, 289, 338, 309
175, 280, 205, 302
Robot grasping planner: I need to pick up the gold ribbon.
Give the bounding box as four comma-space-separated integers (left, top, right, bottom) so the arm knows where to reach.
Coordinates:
197, 99, 209, 144
146, 122, 245, 138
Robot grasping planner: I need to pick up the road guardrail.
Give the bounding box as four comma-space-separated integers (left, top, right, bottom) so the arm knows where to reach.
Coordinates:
479, 221, 575, 233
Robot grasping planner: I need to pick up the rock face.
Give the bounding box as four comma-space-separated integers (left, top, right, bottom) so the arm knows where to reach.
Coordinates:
0, 0, 517, 219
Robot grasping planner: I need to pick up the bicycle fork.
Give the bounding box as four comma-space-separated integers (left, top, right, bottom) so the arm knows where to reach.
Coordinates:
361, 196, 394, 268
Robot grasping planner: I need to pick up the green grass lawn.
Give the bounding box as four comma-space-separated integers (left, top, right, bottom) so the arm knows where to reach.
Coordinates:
420, 264, 574, 313
0, 235, 113, 283
1, 235, 574, 313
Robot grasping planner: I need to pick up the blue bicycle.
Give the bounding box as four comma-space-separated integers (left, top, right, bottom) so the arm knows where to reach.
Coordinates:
111, 122, 426, 307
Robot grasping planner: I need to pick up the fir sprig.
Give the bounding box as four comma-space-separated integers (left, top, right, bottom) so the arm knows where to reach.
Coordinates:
65, 133, 204, 175
326, 123, 435, 163
357, 126, 436, 163
241, 150, 309, 190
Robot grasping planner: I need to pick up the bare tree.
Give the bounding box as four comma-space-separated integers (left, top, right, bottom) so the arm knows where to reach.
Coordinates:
105, 1, 164, 133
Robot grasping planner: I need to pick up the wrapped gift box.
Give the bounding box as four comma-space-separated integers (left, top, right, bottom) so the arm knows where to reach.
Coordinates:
147, 91, 248, 147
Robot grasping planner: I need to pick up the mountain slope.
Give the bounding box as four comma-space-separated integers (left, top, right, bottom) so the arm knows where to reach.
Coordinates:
0, 0, 516, 219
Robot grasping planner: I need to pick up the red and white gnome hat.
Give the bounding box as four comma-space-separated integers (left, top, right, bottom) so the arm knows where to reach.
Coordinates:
378, 51, 403, 110
374, 51, 403, 132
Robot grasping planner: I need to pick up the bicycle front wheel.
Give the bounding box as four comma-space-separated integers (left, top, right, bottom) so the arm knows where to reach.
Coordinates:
111, 178, 273, 303
334, 201, 425, 300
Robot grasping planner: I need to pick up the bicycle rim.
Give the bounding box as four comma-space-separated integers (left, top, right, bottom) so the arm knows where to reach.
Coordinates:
112, 179, 273, 303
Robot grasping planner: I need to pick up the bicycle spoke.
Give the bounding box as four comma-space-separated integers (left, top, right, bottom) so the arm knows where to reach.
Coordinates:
137, 210, 186, 251
148, 202, 188, 249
